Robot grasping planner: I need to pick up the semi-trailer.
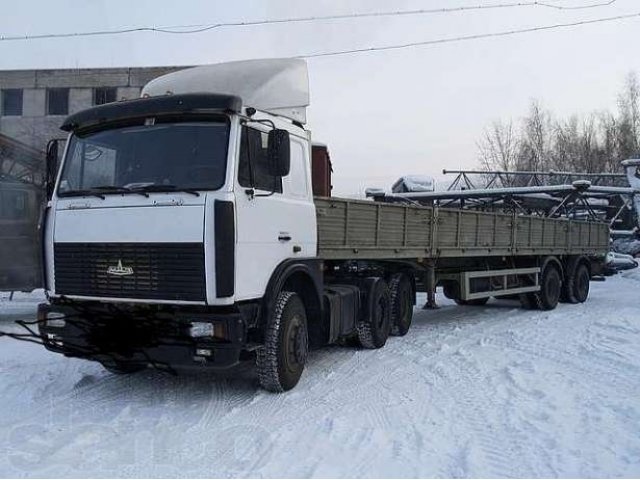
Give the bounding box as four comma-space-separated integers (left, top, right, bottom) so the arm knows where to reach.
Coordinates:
37, 59, 608, 391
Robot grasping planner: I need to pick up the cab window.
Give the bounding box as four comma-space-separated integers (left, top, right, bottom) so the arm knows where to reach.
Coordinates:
238, 126, 283, 193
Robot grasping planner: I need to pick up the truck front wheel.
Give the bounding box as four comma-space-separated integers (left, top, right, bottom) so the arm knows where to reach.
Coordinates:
256, 291, 309, 392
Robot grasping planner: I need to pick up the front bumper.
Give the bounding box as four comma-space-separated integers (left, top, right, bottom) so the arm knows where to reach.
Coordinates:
37, 302, 248, 371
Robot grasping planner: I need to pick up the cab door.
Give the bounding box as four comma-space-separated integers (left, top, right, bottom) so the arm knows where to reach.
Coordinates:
234, 124, 316, 301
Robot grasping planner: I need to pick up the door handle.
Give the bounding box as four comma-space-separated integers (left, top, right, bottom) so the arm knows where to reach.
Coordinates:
278, 235, 292, 242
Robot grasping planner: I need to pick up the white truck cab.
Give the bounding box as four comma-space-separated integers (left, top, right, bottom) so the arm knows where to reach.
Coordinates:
45, 59, 317, 306
40, 60, 325, 390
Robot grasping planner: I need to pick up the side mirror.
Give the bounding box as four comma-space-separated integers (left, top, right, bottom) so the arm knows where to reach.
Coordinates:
267, 129, 290, 177
45, 139, 60, 200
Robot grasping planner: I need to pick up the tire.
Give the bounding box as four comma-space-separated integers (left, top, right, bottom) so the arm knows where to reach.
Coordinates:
357, 278, 392, 349
442, 282, 458, 300
256, 291, 308, 392
389, 274, 413, 336
567, 263, 590, 303
454, 297, 489, 306
560, 258, 578, 303
534, 265, 562, 311
102, 362, 146, 375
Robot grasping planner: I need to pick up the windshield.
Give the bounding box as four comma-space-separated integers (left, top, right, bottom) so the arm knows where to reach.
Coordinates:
58, 120, 229, 196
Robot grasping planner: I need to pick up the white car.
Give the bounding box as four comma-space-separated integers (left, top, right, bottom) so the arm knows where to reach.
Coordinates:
605, 251, 638, 273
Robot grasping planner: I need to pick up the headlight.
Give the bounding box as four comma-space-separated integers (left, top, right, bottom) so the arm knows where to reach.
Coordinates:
46, 312, 66, 328
190, 322, 214, 338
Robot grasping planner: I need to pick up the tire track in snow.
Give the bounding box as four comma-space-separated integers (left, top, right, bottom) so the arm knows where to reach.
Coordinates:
435, 348, 545, 477
484, 333, 639, 396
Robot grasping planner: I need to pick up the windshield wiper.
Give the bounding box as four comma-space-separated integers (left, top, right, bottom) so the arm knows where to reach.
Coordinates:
92, 185, 149, 198
130, 184, 201, 197
58, 189, 106, 200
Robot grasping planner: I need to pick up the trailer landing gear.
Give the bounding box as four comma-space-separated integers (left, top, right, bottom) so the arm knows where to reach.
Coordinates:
422, 266, 439, 310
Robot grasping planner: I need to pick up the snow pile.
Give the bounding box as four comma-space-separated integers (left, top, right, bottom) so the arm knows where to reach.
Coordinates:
392, 175, 436, 193
0, 290, 44, 322
0, 279, 639, 477
612, 237, 640, 257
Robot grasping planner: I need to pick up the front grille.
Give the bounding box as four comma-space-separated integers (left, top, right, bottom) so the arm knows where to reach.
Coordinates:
54, 243, 206, 301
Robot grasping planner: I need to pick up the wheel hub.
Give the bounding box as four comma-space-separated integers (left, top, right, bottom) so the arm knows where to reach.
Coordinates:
286, 317, 307, 367
293, 323, 308, 364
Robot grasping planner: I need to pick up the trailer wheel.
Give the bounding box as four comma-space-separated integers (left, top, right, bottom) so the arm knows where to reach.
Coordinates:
454, 297, 489, 306
564, 263, 590, 303
390, 274, 413, 336
442, 282, 458, 300
357, 278, 392, 349
534, 265, 562, 310
256, 291, 308, 392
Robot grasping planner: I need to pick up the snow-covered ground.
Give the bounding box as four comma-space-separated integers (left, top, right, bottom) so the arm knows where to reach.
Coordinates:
1, 274, 639, 478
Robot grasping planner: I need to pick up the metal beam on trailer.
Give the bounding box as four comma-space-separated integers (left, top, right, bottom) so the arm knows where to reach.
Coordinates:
442, 169, 628, 189
371, 182, 640, 226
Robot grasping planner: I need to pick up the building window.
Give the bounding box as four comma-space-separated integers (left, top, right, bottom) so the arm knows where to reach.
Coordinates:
1, 89, 23, 116
94, 87, 117, 106
0, 190, 28, 221
47, 88, 69, 115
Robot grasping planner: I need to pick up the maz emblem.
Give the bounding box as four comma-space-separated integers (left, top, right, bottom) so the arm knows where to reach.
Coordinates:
107, 260, 134, 276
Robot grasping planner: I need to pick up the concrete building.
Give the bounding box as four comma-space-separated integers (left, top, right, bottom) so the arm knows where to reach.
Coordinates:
0, 66, 185, 152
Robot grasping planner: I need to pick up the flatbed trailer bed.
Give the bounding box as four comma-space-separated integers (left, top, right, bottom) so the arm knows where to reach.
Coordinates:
315, 197, 609, 260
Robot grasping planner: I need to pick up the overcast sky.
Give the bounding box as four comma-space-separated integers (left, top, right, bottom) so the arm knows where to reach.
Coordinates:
1, 0, 639, 194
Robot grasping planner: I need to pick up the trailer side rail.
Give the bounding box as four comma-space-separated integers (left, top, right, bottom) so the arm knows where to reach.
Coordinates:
315, 197, 609, 260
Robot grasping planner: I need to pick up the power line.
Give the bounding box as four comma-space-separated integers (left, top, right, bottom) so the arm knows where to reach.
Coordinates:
300, 10, 639, 58
0, 0, 618, 42
0, 4, 631, 77
538, 0, 617, 8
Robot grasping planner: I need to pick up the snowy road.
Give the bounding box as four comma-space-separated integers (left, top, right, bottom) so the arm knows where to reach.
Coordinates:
1, 272, 639, 478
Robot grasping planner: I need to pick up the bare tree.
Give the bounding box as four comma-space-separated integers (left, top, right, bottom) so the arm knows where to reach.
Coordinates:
477, 71, 640, 176
516, 100, 553, 172
550, 115, 579, 172
477, 120, 519, 172
617, 71, 640, 159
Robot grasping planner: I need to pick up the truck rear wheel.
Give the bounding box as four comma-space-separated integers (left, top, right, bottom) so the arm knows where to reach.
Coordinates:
256, 291, 308, 392
357, 278, 392, 349
534, 265, 562, 310
562, 263, 590, 304
390, 273, 413, 336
